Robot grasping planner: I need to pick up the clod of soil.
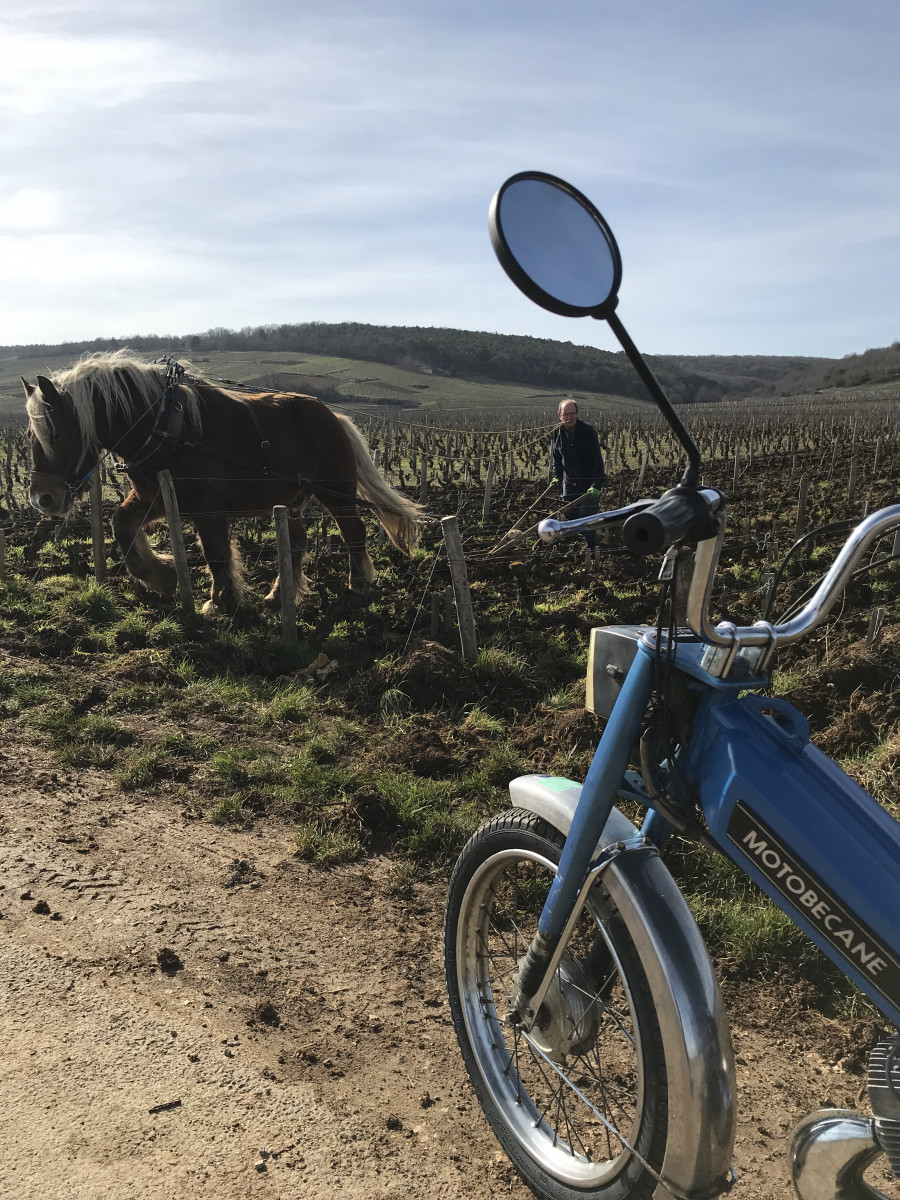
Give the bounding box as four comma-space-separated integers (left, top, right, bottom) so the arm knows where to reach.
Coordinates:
156, 947, 184, 974
389, 719, 456, 777
396, 640, 471, 706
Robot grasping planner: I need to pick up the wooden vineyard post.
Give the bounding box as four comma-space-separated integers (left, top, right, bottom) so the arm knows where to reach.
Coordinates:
848, 456, 858, 507
482, 461, 495, 523
795, 473, 810, 541
89, 469, 107, 583
430, 592, 441, 640
636, 446, 648, 491
441, 515, 478, 665
733, 446, 741, 489
419, 455, 428, 504
273, 505, 297, 644
157, 470, 196, 615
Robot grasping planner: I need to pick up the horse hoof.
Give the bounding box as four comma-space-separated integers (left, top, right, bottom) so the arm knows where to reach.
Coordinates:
350, 580, 380, 599
201, 600, 220, 617
133, 579, 177, 601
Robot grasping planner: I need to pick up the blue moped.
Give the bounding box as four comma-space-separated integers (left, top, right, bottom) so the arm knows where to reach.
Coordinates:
444, 172, 900, 1200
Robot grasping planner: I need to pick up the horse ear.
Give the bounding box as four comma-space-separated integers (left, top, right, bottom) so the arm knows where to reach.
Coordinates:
21, 376, 37, 398
35, 375, 62, 404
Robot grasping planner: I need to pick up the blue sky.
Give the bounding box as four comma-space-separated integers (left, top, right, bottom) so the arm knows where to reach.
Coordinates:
1, 0, 897, 357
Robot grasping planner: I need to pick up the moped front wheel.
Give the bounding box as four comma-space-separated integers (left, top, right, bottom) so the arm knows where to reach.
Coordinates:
444, 810, 668, 1200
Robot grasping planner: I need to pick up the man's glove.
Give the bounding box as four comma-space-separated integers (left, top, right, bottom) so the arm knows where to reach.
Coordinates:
587, 486, 602, 498
550, 477, 560, 486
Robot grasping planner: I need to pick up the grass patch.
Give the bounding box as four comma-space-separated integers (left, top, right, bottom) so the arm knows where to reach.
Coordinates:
769, 667, 805, 696
258, 684, 317, 726
0, 669, 55, 716
840, 728, 900, 819
107, 684, 166, 713
26, 708, 134, 768
293, 822, 364, 865
462, 703, 506, 734
117, 733, 216, 791
372, 769, 483, 863
543, 683, 584, 710
481, 740, 522, 788
68, 581, 121, 626
378, 687, 412, 724
148, 617, 188, 647
208, 745, 292, 790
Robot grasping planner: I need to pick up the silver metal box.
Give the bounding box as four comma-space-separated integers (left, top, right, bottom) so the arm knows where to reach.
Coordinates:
585, 625, 646, 718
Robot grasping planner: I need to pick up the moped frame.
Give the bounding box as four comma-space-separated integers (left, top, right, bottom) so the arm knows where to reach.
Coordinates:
506, 506, 900, 1199
520, 508, 900, 1032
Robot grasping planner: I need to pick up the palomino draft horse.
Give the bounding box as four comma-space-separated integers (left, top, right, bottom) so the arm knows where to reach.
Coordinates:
24, 351, 422, 615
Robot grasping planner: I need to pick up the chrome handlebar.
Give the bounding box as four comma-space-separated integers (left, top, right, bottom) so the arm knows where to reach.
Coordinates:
689, 502, 900, 677
537, 498, 656, 542
539, 489, 900, 680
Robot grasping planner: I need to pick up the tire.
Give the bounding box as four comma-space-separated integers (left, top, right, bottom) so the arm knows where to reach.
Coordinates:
444, 809, 669, 1200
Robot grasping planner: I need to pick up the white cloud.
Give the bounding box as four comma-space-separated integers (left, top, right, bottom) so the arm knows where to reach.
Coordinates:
0, 29, 214, 116
0, 187, 63, 229
0, 1, 897, 355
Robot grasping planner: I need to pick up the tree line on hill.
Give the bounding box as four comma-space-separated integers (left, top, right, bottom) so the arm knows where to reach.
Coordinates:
2, 322, 898, 403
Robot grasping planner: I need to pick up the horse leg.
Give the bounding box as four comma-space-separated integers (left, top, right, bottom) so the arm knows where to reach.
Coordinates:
330, 502, 377, 594
113, 490, 177, 597
194, 515, 245, 617
264, 513, 311, 606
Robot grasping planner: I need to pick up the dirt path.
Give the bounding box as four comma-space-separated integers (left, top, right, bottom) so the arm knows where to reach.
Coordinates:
0, 741, 894, 1200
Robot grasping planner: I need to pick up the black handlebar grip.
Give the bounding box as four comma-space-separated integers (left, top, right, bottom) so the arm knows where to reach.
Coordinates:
622, 487, 719, 555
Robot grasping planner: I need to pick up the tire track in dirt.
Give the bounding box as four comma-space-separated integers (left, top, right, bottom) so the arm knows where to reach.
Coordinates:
0, 744, 527, 1200
1, 742, 895, 1200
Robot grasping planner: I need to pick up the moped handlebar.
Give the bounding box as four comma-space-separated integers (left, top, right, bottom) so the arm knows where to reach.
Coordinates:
537, 498, 657, 542
689, 502, 900, 677
542, 485, 900, 679
622, 486, 723, 555
537, 488, 724, 552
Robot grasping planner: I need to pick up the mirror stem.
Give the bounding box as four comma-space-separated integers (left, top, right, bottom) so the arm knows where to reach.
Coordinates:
602, 310, 701, 488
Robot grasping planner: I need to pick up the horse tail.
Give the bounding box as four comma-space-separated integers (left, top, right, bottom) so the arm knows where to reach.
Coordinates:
335, 414, 423, 554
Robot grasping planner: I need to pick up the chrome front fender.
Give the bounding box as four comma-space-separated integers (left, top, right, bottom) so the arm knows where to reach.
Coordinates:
509, 774, 737, 1200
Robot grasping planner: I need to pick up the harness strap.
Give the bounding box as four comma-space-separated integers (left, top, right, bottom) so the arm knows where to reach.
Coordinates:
122, 358, 192, 473
240, 397, 272, 475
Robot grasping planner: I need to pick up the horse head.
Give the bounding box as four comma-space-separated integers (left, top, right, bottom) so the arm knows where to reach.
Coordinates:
23, 375, 98, 514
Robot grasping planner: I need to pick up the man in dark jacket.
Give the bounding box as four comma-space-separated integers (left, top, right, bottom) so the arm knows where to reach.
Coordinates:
549, 399, 605, 550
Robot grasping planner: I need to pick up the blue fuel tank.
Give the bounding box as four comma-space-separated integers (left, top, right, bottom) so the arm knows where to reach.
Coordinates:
683, 689, 900, 1026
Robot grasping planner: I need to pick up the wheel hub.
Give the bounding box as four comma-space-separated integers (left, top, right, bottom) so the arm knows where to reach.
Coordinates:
516, 951, 601, 1061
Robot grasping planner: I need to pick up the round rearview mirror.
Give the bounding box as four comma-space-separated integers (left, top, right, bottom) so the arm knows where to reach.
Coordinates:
489, 172, 622, 318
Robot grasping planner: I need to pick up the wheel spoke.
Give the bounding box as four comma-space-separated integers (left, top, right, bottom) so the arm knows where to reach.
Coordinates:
447, 823, 667, 1192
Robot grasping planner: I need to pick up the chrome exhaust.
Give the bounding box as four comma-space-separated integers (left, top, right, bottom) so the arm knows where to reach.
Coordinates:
791, 1109, 883, 1200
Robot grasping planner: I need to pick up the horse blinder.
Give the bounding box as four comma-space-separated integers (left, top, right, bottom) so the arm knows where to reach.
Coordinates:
26, 377, 96, 496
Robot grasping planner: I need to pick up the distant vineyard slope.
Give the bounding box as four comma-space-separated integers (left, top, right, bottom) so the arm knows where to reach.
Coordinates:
1, 322, 897, 425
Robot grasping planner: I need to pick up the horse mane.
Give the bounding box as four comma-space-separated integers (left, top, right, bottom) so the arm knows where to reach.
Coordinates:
29, 350, 205, 454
